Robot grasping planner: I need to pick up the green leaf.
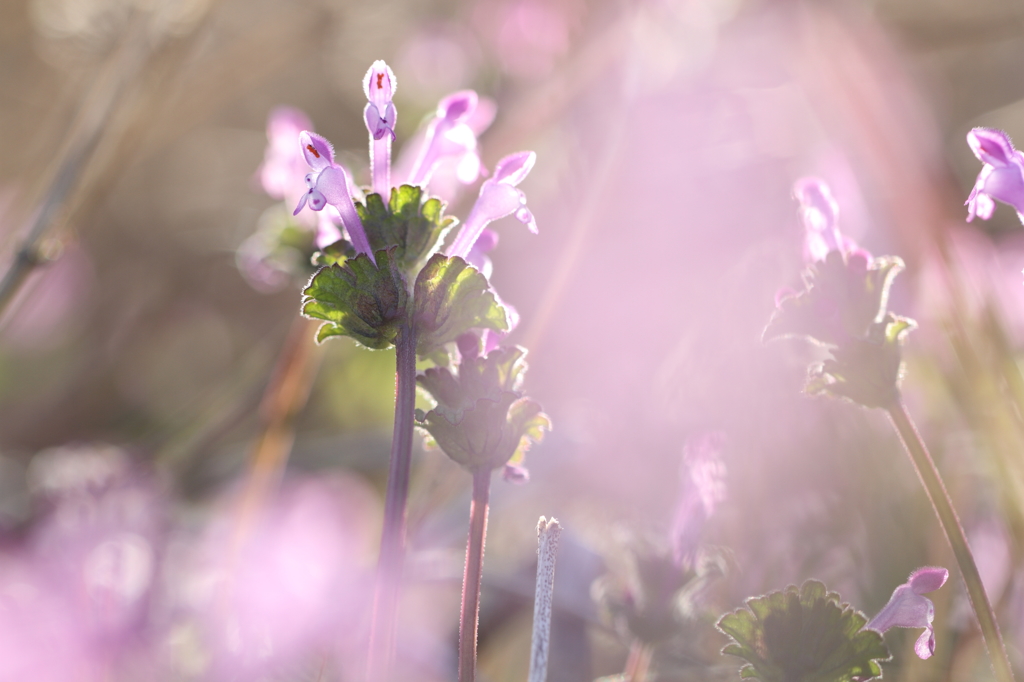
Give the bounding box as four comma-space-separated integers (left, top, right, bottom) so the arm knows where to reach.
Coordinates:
312, 239, 355, 267
413, 254, 509, 359
763, 252, 905, 347
300, 248, 408, 349
356, 185, 457, 273
717, 580, 889, 682
804, 313, 915, 408
415, 345, 549, 473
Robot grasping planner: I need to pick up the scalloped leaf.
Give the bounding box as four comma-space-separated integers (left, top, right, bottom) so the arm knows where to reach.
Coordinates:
356, 184, 457, 273
413, 254, 509, 358
717, 580, 889, 682
301, 248, 408, 349
763, 252, 905, 348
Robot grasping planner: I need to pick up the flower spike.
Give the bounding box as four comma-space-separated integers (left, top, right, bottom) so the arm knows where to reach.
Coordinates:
363, 60, 398, 197
448, 151, 538, 259
966, 128, 1024, 223
867, 567, 949, 660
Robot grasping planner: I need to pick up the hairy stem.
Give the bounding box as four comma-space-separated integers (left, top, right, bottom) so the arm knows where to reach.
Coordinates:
459, 470, 492, 682
528, 517, 562, 682
366, 324, 418, 682
886, 399, 1016, 682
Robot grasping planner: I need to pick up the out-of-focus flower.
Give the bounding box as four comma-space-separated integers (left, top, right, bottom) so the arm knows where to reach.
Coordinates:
448, 151, 538, 259
671, 432, 726, 567
259, 107, 312, 206
0, 444, 163, 682
793, 177, 859, 263
966, 128, 1024, 223
293, 131, 374, 260
363, 60, 397, 196
408, 90, 483, 188
867, 567, 948, 660
202, 476, 376, 679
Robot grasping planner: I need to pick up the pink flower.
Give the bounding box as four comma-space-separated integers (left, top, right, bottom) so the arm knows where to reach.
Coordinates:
671, 432, 726, 567
258, 107, 312, 205
293, 131, 374, 261
966, 128, 1024, 223
793, 177, 860, 263
447, 151, 538, 259
867, 567, 949, 659
407, 90, 484, 188
363, 60, 398, 196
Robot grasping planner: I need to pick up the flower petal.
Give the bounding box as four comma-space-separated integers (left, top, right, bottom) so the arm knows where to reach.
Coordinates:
363, 60, 396, 109
492, 151, 536, 186
914, 627, 936, 660
909, 567, 949, 594
438, 90, 478, 123
299, 131, 335, 171
968, 128, 1016, 167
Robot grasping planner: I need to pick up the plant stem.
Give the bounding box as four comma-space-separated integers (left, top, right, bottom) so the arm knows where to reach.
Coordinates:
230, 315, 322, 551
366, 324, 419, 682
886, 399, 1016, 682
623, 641, 653, 682
528, 517, 562, 682
459, 469, 492, 682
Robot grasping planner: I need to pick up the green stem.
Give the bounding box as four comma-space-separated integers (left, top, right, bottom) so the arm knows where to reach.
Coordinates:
458, 469, 492, 682
366, 324, 418, 682
886, 399, 1015, 682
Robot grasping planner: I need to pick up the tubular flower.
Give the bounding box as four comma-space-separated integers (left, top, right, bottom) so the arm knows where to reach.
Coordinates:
408, 90, 482, 188
293, 131, 374, 261
448, 151, 538, 259
867, 567, 949, 660
363, 60, 397, 196
966, 128, 1024, 223
793, 177, 859, 263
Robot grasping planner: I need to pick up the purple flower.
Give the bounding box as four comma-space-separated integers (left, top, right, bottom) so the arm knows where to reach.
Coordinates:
293, 131, 374, 261
671, 432, 727, 567
793, 177, 859, 263
867, 567, 949, 660
258, 106, 312, 206
966, 128, 1024, 223
363, 60, 397, 197
407, 90, 483, 188
447, 151, 538, 259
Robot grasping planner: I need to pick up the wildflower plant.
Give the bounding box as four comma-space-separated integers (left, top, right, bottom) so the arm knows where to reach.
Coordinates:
759, 177, 1015, 682
286, 60, 550, 682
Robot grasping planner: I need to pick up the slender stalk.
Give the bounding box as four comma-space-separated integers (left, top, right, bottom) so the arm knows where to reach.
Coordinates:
230, 315, 322, 549
623, 641, 653, 682
886, 399, 1016, 682
459, 469, 492, 682
366, 323, 419, 682
528, 517, 562, 682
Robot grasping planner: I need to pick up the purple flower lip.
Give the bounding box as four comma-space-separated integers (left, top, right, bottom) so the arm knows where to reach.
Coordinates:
966, 128, 1024, 223
867, 566, 949, 660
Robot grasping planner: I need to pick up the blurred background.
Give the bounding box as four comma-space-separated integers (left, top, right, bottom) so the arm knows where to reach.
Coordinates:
2, 0, 1024, 680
